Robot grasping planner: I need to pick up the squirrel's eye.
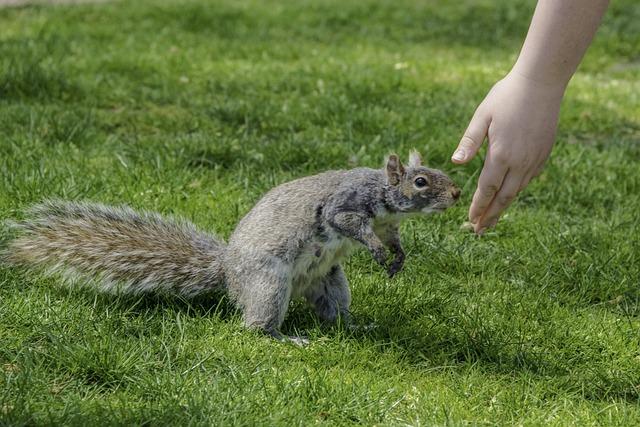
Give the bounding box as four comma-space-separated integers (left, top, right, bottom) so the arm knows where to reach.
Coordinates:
414, 177, 428, 188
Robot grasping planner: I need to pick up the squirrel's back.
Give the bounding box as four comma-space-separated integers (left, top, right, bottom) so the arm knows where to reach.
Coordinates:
228, 168, 381, 256
3, 201, 226, 297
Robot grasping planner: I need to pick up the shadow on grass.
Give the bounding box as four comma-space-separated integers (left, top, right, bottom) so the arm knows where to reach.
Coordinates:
60, 284, 240, 322
280, 286, 640, 404
358, 313, 639, 404
3, 266, 637, 403
0, 34, 84, 102
187, 138, 353, 174
159, 0, 535, 51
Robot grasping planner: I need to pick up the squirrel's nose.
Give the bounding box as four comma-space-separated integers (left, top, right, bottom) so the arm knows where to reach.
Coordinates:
450, 187, 461, 200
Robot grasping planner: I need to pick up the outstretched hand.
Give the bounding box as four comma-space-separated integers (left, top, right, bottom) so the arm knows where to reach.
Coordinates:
452, 71, 564, 234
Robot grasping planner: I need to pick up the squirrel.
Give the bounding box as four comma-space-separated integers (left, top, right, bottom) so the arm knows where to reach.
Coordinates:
2, 151, 460, 342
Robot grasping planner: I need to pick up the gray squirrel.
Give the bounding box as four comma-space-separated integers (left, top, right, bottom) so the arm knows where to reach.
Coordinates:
3, 151, 460, 341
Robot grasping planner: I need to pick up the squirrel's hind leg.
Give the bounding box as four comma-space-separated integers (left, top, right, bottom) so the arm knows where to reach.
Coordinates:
228, 259, 294, 337
304, 265, 351, 325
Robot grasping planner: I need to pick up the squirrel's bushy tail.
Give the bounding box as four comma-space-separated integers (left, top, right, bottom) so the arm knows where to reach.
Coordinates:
3, 201, 226, 297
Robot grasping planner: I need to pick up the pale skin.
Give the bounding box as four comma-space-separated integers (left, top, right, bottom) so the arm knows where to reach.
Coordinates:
452, 0, 610, 234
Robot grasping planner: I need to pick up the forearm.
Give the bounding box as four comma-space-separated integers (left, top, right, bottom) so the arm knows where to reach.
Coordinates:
512, 0, 609, 88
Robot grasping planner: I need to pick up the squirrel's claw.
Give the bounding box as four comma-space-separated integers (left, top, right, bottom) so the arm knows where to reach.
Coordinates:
286, 336, 310, 347
268, 330, 310, 347
387, 251, 405, 278
370, 246, 389, 268
387, 259, 404, 278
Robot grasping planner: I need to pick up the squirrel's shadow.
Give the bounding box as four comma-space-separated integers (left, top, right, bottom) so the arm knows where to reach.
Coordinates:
42, 278, 635, 400
54, 284, 241, 324
33, 282, 640, 403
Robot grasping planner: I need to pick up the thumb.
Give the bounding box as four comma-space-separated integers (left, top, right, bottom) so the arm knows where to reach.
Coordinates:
452, 108, 491, 164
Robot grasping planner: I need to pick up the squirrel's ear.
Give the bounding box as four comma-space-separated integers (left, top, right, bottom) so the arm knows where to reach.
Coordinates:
408, 150, 422, 168
386, 154, 405, 186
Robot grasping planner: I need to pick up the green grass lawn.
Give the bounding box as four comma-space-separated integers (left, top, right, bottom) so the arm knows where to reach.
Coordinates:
1, 0, 639, 425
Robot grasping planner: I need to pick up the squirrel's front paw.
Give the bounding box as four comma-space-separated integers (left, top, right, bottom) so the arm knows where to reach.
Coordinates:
387, 253, 405, 278
370, 246, 389, 268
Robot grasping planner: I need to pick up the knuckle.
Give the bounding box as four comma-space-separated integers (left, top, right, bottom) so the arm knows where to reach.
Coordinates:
496, 192, 516, 206
474, 104, 490, 121
492, 150, 510, 164
460, 135, 477, 149
519, 157, 532, 170
482, 183, 500, 195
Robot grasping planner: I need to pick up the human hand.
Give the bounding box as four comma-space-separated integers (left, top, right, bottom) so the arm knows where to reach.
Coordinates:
452, 71, 565, 234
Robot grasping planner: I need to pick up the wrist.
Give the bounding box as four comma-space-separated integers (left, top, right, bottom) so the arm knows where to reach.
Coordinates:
505, 67, 567, 100
509, 61, 571, 97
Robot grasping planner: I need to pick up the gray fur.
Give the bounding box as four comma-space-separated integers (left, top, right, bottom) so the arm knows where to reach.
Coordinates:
4, 200, 226, 297
3, 152, 459, 337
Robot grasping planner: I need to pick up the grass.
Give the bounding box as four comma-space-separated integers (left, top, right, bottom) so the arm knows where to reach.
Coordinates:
0, 0, 639, 425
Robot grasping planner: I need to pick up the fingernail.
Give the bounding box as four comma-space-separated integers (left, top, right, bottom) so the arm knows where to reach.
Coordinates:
452, 149, 465, 161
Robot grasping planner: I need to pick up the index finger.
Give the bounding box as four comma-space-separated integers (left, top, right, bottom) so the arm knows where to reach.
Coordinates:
469, 153, 508, 225
475, 171, 521, 232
